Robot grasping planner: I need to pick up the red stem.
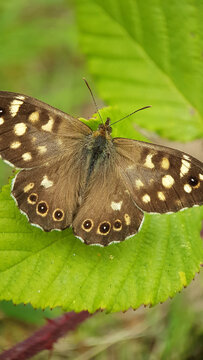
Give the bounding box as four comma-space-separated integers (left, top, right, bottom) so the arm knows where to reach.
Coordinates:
0, 311, 91, 360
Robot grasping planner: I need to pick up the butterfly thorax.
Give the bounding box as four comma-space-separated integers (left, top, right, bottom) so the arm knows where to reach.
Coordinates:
84, 119, 114, 182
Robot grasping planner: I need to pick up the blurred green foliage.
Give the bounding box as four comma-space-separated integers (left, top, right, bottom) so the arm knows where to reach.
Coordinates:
0, 0, 89, 189
0, 300, 61, 325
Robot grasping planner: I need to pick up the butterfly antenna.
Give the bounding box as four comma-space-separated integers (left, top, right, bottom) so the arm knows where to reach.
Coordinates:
83, 78, 103, 124
111, 106, 151, 126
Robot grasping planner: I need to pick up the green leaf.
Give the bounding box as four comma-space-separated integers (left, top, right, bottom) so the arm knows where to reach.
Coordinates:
0, 108, 202, 313
76, 0, 203, 141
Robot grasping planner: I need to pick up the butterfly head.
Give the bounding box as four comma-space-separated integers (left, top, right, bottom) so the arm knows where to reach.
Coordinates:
95, 117, 112, 139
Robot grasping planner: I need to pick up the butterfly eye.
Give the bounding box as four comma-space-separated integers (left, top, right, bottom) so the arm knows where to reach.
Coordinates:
28, 193, 38, 204
36, 201, 49, 216
53, 209, 64, 221
82, 219, 93, 232
188, 176, 199, 187
113, 220, 122, 231
0, 108, 4, 115
98, 222, 111, 235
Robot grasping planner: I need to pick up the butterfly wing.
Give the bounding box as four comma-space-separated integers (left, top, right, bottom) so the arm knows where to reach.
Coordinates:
72, 160, 144, 246
0, 91, 91, 168
12, 147, 86, 231
0, 91, 92, 231
114, 138, 203, 213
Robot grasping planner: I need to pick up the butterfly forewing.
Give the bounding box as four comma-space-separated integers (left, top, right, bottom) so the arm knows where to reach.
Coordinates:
114, 138, 203, 214
0, 91, 91, 169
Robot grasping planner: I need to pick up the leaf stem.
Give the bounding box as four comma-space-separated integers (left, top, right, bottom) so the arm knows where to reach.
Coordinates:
0, 311, 91, 360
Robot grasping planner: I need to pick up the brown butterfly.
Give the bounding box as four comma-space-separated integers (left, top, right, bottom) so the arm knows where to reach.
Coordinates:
0, 90, 202, 246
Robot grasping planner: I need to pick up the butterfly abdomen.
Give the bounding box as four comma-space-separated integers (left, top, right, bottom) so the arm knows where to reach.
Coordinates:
85, 133, 113, 182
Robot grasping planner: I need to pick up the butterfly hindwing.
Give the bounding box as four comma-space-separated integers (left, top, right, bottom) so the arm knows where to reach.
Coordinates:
72, 162, 144, 246
12, 154, 85, 231
114, 138, 203, 214
0, 91, 91, 168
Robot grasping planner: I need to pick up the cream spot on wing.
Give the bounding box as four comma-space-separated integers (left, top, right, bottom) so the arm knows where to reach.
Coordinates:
183, 154, 190, 161
135, 179, 144, 189
37, 145, 47, 154
57, 138, 63, 145
111, 201, 123, 211
157, 191, 166, 201
124, 213, 131, 225
16, 95, 25, 101
10, 98, 24, 117
32, 136, 37, 143
22, 152, 32, 161
41, 116, 54, 132
10, 141, 21, 149
40, 175, 53, 189
180, 159, 191, 178
142, 194, 151, 203
199, 174, 203, 181
175, 199, 182, 206
127, 165, 134, 170
184, 184, 192, 193
162, 175, 175, 188
144, 153, 155, 169
0, 117, 4, 125
24, 182, 34, 193
29, 111, 39, 123
161, 157, 170, 170
14, 122, 27, 136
